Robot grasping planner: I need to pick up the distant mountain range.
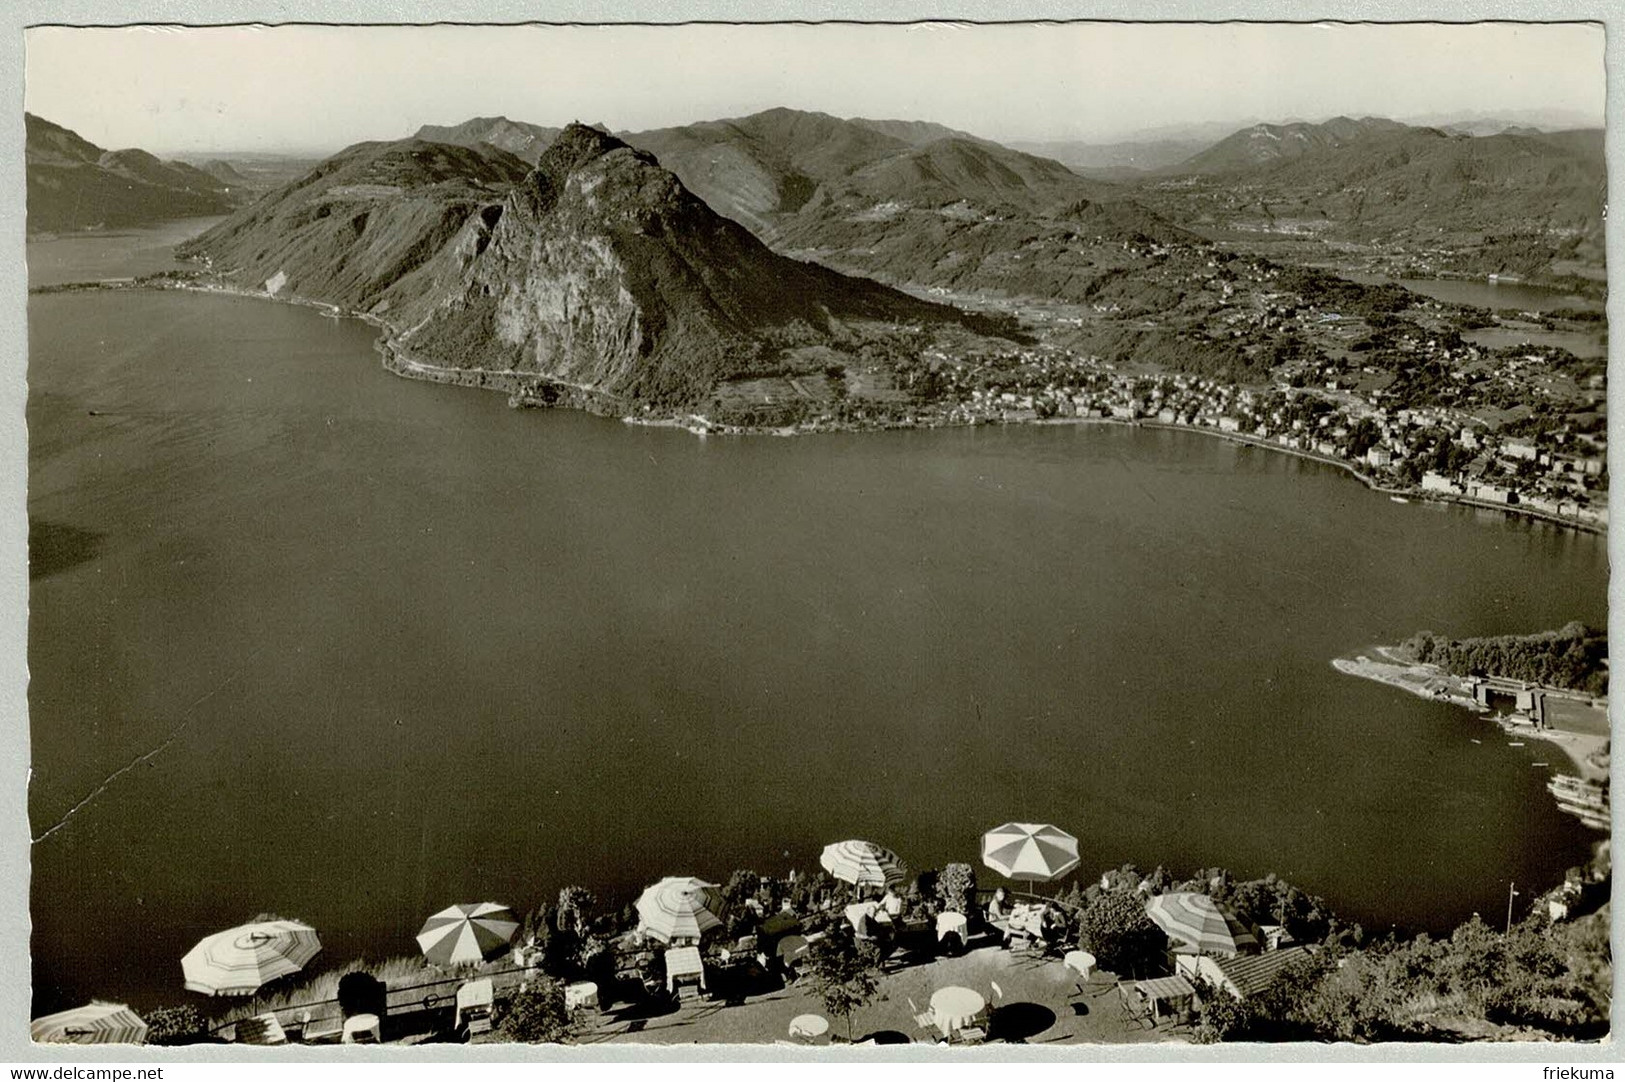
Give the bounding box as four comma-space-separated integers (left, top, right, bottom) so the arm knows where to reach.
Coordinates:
1131, 115, 1606, 266
1170, 116, 1419, 174
612, 108, 1189, 300
412, 116, 562, 162
38, 104, 1604, 405
25, 113, 239, 232
178, 123, 990, 408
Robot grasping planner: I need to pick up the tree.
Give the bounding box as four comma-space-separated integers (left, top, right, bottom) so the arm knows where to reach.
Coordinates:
804, 933, 883, 1042
1077, 890, 1165, 978
555, 886, 596, 939
495, 977, 575, 1044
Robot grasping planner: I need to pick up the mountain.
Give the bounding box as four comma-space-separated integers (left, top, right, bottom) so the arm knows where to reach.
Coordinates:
622, 108, 919, 233
199, 159, 251, 186
391, 125, 982, 405
1403, 107, 1602, 133
620, 107, 1188, 305
177, 137, 531, 307
622, 108, 1112, 234
25, 113, 238, 232
181, 124, 989, 409
1135, 117, 1606, 278
807, 136, 1108, 218
1171, 116, 1418, 174
412, 116, 562, 162
849, 117, 989, 147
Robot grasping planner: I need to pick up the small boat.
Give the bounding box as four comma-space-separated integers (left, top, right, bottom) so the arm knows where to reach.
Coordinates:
1470, 738, 1482, 744
1532, 762, 1549, 767
1556, 802, 1611, 830
1507, 742, 1525, 747
1390, 496, 1410, 504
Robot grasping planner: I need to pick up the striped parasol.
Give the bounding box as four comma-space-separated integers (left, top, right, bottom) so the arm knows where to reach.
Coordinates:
416, 903, 520, 967
181, 919, 322, 995
980, 822, 1081, 882
635, 877, 725, 943
819, 840, 906, 889
31, 1002, 147, 1045
1144, 892, 1258, 956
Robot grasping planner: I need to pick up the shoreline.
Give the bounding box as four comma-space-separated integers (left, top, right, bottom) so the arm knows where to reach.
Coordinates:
31, 274, 1605, 537
1333, 645, 1611, 793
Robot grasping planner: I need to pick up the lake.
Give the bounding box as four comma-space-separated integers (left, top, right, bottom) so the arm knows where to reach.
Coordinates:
1344, 271, 1604, 314
26, 227, 1608, 1016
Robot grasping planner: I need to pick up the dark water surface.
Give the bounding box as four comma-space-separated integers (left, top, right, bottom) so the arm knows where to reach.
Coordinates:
26, 217, 224, 288
27, 236, 1607, 1015
1345, 271, 1605, 314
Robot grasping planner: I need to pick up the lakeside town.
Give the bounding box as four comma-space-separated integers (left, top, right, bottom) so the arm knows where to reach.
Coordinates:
674, 243, 1607, 533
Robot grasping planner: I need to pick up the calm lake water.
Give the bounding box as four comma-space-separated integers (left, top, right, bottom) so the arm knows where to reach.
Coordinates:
1346, 271, 1605, 314
27, 228, 1608, 1015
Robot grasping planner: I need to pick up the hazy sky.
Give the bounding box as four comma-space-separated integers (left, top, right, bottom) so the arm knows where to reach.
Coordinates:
25, 21, 1606, 153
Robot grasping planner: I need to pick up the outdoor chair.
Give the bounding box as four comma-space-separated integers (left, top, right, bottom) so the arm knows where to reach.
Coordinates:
955, 1024, 987, 1044
905, 996, 936, 1035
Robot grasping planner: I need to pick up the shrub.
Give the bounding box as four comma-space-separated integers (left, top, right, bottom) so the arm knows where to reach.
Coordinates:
1077, 890, 1165, 978
144, 1004, 208, 1046
495, 978, 574, 1044
935, 863, 977, 915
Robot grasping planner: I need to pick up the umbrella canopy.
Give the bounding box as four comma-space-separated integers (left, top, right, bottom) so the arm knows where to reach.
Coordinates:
981, 822, 1081, 882
635, 877, 725, 943
31, 1002, 147, 1045
819, 839, 905, 888
1144, 892, 1258, 956
181, 919, 322, 996
416, 902, 519, 967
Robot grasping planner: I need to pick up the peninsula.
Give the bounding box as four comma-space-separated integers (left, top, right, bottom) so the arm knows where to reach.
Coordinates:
1335, 625, 1611, 819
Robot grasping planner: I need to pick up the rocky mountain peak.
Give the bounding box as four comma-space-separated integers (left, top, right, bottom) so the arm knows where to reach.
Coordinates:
537, 123, 643, 179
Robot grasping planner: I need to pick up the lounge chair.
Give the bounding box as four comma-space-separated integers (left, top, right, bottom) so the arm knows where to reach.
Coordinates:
234, 1013, 287, 1046
456, 978, 494, 1036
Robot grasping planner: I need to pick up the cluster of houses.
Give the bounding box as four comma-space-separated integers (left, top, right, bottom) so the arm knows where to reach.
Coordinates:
929, 354, 1607, 529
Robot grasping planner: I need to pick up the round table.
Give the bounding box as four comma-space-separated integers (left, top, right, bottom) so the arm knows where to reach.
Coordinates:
565, 981, 599, 1010
1065, 950, 1097, 981
788, 1013, 830, 1042
929, 986, 985, 1036
935, 911, 968, 941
